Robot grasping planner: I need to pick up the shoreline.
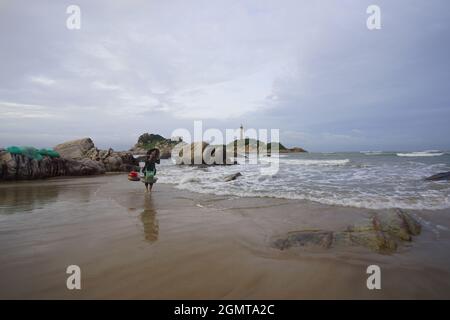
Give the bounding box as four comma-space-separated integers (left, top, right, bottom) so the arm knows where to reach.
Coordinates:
1, 174, 450, 299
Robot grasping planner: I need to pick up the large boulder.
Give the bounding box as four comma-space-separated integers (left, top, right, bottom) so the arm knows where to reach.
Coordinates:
175, 142, 235, 165
54, 138, 138, 172
54, 138, 95, 160
65, 158, 105, 176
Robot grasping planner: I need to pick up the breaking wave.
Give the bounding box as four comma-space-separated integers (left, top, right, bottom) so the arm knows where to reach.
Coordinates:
158, 153, 450, 210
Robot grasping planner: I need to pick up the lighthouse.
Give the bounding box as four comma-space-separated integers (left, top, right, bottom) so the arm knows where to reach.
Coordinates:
240, 124, 244, 141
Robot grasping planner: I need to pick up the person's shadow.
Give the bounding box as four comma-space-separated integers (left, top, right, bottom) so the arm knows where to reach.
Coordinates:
140, 197, 159, 243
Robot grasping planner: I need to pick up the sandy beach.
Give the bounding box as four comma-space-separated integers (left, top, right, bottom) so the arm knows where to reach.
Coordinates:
1, 173, 450, 299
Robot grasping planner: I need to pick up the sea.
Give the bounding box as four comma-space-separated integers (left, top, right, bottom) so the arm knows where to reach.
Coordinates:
156, 150, 450, 210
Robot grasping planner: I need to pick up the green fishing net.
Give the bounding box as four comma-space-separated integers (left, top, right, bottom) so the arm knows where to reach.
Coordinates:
6, 146, 60, 160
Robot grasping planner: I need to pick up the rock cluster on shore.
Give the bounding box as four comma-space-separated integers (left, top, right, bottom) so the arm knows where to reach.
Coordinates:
0, 151, 105, 180
1, 138, 138, 181
272, 209, 422, 254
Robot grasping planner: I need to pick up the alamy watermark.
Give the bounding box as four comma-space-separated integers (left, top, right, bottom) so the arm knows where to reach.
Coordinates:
66, 5, 81, 30
66, 265, 81, 290
366, 265, 381, 290
367, 5, 381, 30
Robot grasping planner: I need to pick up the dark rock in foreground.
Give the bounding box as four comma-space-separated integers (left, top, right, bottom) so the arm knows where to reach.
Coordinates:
0, 151, 105, 180
425, 171, 450, 181
272, 209, 422, 254
1, 137, 139, 181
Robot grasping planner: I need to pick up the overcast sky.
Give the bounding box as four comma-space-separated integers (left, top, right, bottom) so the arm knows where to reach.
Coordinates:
1, 0, 449, 151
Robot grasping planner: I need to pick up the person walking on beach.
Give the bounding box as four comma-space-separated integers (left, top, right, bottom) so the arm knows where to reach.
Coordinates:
142, 148, 160, 193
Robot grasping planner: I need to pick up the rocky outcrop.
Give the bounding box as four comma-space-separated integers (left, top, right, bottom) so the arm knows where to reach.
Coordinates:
0, 151, 105, 180
129, 133, 307, 159
228, 139, 266, 155
272, 209, 421, 254
130, 133, 181, 159
267, 142, 307, 153
54, 138, 138, 172
226, 140, 307, 155
425, 171, 450, 181
54, 138, 95, 160
283, 147, 307, 153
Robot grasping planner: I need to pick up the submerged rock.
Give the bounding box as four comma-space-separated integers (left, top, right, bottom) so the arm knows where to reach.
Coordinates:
274, 230, 333, 250
272, 210, 422, 254
224, 172, 242, 182
425, 171, 450, 181
345, 217, 398, 253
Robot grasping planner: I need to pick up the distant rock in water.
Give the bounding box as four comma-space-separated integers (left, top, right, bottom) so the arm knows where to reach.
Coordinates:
267, 142, 307, 153
129, 133, 307, 160
54, 137, 138, 172
425, 171, 450, 181
226, 140, 307, 155
175, 142, 235, 166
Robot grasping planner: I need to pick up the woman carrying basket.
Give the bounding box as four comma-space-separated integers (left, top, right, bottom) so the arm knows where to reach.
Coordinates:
142, 148, 160, 193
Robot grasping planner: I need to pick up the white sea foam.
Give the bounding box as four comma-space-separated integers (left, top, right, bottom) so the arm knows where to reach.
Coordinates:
397, 151, 444, 157
361, 151, 385, 155
280, 159, 350, 166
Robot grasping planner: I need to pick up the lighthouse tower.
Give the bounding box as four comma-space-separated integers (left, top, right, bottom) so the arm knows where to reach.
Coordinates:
240, 124, 244, 140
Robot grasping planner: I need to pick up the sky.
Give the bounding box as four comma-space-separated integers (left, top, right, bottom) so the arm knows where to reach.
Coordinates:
0, 0, 449, 152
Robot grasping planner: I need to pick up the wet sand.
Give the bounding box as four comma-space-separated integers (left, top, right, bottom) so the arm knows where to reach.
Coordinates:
1, 174, 450, 299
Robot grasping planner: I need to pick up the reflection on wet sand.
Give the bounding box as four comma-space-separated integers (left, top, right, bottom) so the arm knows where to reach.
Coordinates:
140, 197, 159, 243
0, 184, 60, 214
0, 177, 102, 215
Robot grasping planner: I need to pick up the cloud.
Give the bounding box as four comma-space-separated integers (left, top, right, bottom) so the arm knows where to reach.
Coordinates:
1, 0, 449, 151
29, 76, 55, 86
91, 81, 120, 91
0, 101, 59, 119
